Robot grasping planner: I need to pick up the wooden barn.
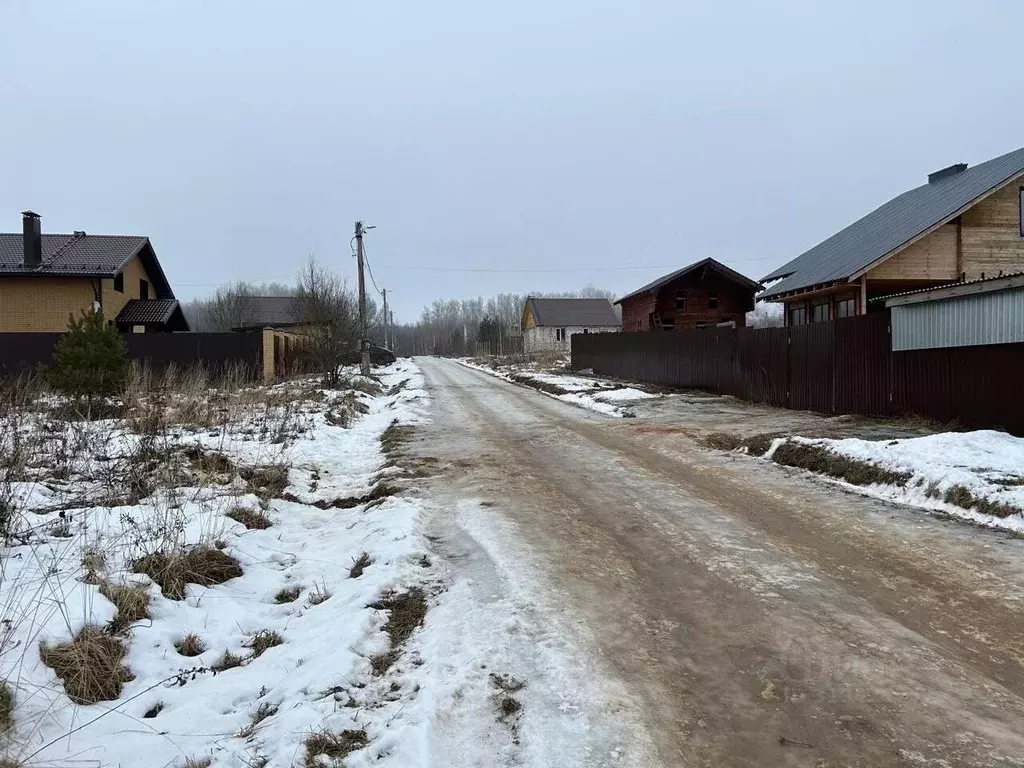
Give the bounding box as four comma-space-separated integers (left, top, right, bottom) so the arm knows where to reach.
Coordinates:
616, 258, 762, 332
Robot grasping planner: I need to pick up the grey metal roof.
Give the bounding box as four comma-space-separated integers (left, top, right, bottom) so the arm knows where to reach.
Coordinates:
115, 299, 183, 325
616, 257, 763, 305
0, 233, 149, 276
234, 296, 301, 329
525, 298, 620, 327
879, 271, 1024, 307
760, 147, 1024, 299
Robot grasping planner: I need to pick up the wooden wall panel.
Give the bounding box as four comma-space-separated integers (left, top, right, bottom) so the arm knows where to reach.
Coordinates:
961, 182, 1024, 279
867, 223, 958, 281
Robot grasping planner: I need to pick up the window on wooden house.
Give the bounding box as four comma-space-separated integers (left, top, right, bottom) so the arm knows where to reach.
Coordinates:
675, 290, 687, 310
113, 272, 123, 293
835, 297, 855, 318
707, 292, 719, 309
695, 322, 708, 330
661, 317, 675, 330
636, 320, 642, 331
789, 305, 807, 326
811, 302, 829, 323
139, 278, 149, 300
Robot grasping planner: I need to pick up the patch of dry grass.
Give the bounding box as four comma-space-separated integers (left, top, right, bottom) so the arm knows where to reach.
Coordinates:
315, 482, 397, 510
246, 630, 283, 658
226, 507, 272, 530
349, 553, 371, 579
699, 431, 778, 456
368, 587, 427, 675
134, 546, 243, 600
275, 585, 301, 604
240, 464, 290, 499
174, 633, 206, 657
304, 729, 368, 767
39, 626, 133, 705
183, 757, 212, 768
943, 484, 1018, 518
211, 650, 245, 673
99, 582, 151, 634
380, 423, 413, 456
771, 441, 911, 487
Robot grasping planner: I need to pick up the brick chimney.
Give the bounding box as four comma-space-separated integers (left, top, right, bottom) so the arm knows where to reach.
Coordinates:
21, 210, 41, 267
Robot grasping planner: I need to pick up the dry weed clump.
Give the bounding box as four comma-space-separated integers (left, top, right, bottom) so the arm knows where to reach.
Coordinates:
174, 633, 207, 657
369, 587, 427, 675
237, 702, 278, 738
240, 465, 290, 499
182, 757, 212, 768
274, 585, 301, 604
304, 729, 368, 767
348, 553, 371, 579
315, 482, 397, 510
134, 546, 243, 600
39, 626, 133, 705
246, 630, 283, 658
307, 581, 331, 606
99, 582, 151, 634
380, 423, 413, 456
211, 650, 245, 673
226, 507, 273, 530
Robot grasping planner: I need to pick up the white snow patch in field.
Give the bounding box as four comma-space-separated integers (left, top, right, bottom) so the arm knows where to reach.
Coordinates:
0, 361, 442, 767
775, 430, 1024, 534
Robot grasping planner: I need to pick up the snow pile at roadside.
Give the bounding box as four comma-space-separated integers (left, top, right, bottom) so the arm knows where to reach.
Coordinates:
0, 362, 440, 767
458, 359, 657, 417
771, 430, 1024, 533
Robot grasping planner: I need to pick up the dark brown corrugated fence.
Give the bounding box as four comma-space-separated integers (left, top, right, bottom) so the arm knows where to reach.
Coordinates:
571, 310, 1024, 435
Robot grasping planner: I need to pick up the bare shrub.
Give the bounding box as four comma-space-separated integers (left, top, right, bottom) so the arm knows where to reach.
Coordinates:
294, 257, 360, 387
0, 681, 12, 731
175, 633, 207, 657
39, 626, 133, 705
134, 546, 243, 600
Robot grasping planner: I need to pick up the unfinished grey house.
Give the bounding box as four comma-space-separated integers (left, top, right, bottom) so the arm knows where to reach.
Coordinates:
521, 297, 620, 355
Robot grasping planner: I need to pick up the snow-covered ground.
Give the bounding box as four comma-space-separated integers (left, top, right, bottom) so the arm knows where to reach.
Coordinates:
0, 362, 439, 767
458, 358, 657, 417
765, 431, 1024, 534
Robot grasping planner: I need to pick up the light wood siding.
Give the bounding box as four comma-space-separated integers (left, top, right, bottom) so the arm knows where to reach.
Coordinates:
101, 255, 154, 321
960, 182, 1024, 279
867, 223, 958, 281
522, 302, 536, 330
0, 278, 96, 332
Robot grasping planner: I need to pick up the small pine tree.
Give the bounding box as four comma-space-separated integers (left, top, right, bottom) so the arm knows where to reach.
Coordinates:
49, 310, 129, 401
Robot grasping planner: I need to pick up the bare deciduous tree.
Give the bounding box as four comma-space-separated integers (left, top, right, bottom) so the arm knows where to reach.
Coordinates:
293, 258, 358, 387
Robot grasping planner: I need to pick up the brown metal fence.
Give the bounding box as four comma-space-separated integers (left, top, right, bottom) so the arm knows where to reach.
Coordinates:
0, 332, 265, 380
572, 311, 1024, 434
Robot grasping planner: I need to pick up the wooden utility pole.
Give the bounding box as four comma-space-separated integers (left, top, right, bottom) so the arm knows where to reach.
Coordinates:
382, 288, 389, 351
355, 221, 370, 375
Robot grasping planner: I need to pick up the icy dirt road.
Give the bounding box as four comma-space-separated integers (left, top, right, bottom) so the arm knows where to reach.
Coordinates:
415, 357, 1024, 767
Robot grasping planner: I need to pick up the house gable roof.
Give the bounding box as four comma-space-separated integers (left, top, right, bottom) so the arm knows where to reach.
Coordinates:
523, 298, 620, 328
115, 299, 190, 331
760, 146, 1024, 300
0, 232, 175, 299
615, 257, 763, 305
233, 296, 301, 330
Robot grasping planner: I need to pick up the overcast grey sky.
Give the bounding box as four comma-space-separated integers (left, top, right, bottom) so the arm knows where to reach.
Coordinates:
1, 1, 1021, 321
